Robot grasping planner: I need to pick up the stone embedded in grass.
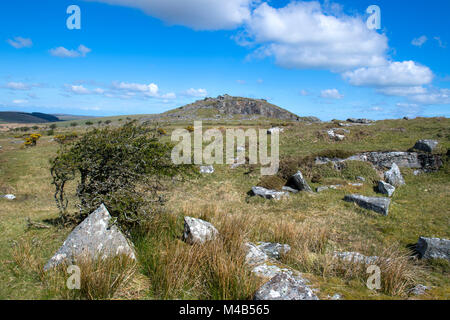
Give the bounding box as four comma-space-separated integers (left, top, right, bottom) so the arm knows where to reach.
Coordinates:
267, 127, 284, 134
327, 129, 345, 141
254, 272, 319, 300
333, 251, 378, 264
413, 139, 438, 153
288, 170, 313, 192
250, 186, 289, 200
245, 242, 269, 266
378, 181, 396, 197
409, 284, 430, 296
43, 204, 136, 271
348, 183, 364, 187
255, 242, 291, 260
182, 216, 219, 245
384, 163, 405, 187
416, 237, 450, 261
199, 165, 214, 174
1, 194, 16, 200
282, 186, 299, 193
356, 176, 366, 182
344, 194, 391, 216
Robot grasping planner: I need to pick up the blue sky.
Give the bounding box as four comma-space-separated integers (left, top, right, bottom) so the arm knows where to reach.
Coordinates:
0, 0, 449, 120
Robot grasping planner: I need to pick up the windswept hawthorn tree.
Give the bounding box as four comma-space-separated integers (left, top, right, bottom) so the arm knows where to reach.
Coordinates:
50, 123, 195, 231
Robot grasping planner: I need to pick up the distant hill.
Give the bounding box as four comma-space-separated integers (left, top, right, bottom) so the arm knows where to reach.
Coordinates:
51, 114, 96, 121
153, 94, 319, 122
0, 112, 60, 123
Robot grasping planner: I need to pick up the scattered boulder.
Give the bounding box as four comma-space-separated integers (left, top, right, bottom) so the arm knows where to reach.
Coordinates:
245, 242, 269, 266
251, 264, 291, 279
416, 237, 450, 261
413, 140, 439, 153
316, 185, 343, 192
403, 116, 410, 120
199, 165, 214, 174
317, 186, 329, 193
356, 176, 366, 182
287, 171, 313, 192
254, 272, 319, 300
327, 129, 345, 141
409, 284, 429, 296
1, 194, 16, 200
256, 242, 291, 259
183, 217, 219, 245
330, 293, 342, 300
250, 186, 289, 200
333, 251, 378, 264
344, 194, 391, 216
267, 127, 284, 134
347, 118, 373, 124
43, 204, 136, 271
378, 181, 395, 197
281, 186, 299, 194
384, 163, 405, 186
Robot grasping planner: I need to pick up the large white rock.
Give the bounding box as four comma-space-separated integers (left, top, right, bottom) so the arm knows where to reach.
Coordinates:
251, 186, 289, 200
254, 272, 319, 300
1, 194, 16, 200
44, 204, 136, 270
182, 216, 219, 245
384, 163, 405, 186
378, 181, 396, 197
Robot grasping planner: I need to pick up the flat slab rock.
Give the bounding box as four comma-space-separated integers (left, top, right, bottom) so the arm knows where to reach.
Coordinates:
413, 140, 438, 153
344, 194, 391, 216
1, 194, 16, 200
44, 204, 136, 271
384, 163, 405, 187
333, 251, 378, 264
254, 272, 319, 300
378, 181, 395, 197
416, 237, 450, 261
251, 186, 289, 200
245, 242, 290, 266
183, 216, 219, 245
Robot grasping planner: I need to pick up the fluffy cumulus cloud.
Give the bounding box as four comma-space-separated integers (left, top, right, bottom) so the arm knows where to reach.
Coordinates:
183, 88, 208, 97
88, 0, 254, 30
5, 82, 30, 90
7, 37, 32, 49
241, 1, 388, 71
320, 89, 343, 99
343, 61, 433, 87
408, 88, 450, 105
50, 45, 91, 58
112, 81, 159, 97
411, 35, 427, 47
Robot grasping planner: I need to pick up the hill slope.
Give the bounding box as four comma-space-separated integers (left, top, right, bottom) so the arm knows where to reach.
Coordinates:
157, 94, 312, 121
0, 112, 60, 124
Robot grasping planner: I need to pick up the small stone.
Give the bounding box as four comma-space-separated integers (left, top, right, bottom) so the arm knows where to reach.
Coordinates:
333, 251, 378, 264
183, 217, 219, 245
256, 242, 291, 259
245, 242, 269, 266
251, 186, 289, 200
384, 163, 405, 187
348, 183, 363, 187
288, 171, 313, 192
199, 165, 214, 174
282, 186, 299, 193
409, 284, 429, 296
344, 194, 391, 216
331, 293, 342, 300
416, 237, 450, 261
413, 140, 438, 153
316, 186, 329, 192
254, 272, 319, 300
1, 194, 16, 200
356, 176, 366, 182
378, 181, 395, 197
267, 127, 284, 134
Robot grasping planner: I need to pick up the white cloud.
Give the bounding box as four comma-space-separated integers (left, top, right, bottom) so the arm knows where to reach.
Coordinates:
241, 1, 388, 71
183, 88, 208, 97
161, 92, 176, 99
69, 85, 91, 94
5, 82, 30, 90
299, 89, 309, 96
112, 81, 159, 97
377, 86, 427, 96
7, 37, 32, 49
89, 0, 254, 30
343, 61, 433, 87
433, 36, 446, 48
411, 35, 427, 47
320, 89, 343, 99
236, 80, 246, 84
408, 88, 450, 105
12, 99, 28, 104
50, 45, 91, 58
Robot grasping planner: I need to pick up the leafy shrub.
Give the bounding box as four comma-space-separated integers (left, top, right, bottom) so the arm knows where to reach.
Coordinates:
49, 124, 57, 129
50, 124, 195, 231
105, 120, 112, 125
317, 149, 354, 159
157, 128, 167, 135
54, 132, 78, 144
46, 129, 54, 136
70, 122, 78, 127
85, 121, 93, 126
23, 133, 41, 147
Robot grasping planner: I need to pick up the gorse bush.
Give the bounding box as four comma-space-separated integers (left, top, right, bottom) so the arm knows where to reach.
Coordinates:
23, 133, 41, 147
50, 124, 195, 230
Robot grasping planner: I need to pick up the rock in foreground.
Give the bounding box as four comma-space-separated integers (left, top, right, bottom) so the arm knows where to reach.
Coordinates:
254, 272, 319, 300
344, 194, 391, 216
413, 140, 438, 153
1, 194, 16, 200
288, 171, 313, 192
251, 186, 289, 200
384, 163, 405, 187
44, 204, 136, 271
183, 216, 219, 245
199, 165, 214, 174
416, 237, 450, 261
378, 181, 395, 197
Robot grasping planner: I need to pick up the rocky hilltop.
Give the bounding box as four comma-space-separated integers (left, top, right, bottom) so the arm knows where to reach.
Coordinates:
156, 94, 317, 122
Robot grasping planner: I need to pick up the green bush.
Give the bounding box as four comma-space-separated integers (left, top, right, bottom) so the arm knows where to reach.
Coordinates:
50, 124, 195, 231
